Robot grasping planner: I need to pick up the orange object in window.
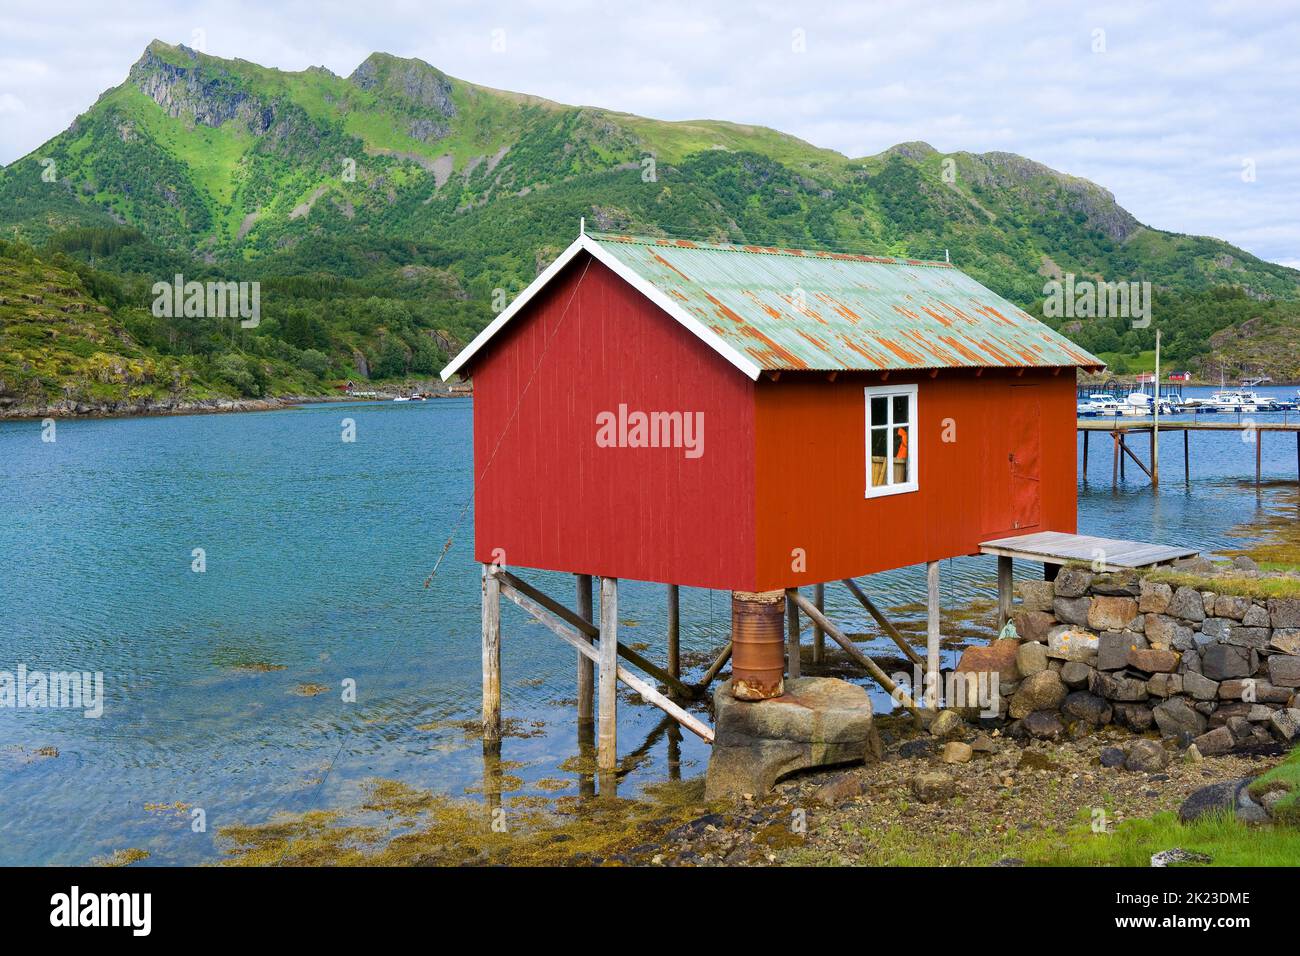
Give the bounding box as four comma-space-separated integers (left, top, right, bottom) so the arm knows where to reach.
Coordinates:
895, 426, 909, 463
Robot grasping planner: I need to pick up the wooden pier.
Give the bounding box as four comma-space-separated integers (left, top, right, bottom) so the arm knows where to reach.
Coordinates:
1077, 419, 1300, 488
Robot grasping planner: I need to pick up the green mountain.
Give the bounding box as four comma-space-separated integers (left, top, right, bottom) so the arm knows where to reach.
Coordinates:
3, 39, 1299, 408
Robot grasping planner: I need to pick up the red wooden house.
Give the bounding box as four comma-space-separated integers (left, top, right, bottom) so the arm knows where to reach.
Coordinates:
444, 230, 1102, 590
442, 228, 1104, 767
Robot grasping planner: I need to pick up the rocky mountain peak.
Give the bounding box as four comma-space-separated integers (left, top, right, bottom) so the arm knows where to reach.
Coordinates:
348, 52, 457, 119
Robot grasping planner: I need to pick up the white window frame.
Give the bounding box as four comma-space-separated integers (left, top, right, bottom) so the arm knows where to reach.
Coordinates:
864, 383, 919, 498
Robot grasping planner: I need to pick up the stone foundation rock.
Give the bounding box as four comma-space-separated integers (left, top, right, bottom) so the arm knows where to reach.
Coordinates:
705, 677, 879, 799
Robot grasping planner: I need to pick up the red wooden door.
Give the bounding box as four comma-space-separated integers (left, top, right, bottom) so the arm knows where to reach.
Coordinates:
1008, 384, 1041, 530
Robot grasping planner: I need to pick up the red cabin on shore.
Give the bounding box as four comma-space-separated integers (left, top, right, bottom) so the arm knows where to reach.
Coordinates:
442, 230, 1103, 592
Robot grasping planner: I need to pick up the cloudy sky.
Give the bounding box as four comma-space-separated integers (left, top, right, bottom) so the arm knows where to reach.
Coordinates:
2, 0, 1298, 266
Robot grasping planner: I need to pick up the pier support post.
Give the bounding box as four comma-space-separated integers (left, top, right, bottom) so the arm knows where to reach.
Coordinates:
1257, 430, 1263, 489
812, 583, 825, 664
997, 556, 1013, 630
667, 584, 680, 682
786, 587, 801, 678
576, 574, 594, 724
1184, 430, 1190, 481
1082, 430, 1089, 481
598, 577, 619, 772
482, 563, 502, 743
1150, 428, 1159, 487
926, 561, 941, 710
1112, 432, 1120, 487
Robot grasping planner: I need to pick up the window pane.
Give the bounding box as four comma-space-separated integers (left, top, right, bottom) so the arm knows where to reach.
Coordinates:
893, 395, 909, 424
893, 423, 910, 484
870, 427, 888, 486
870, 396, 887, 427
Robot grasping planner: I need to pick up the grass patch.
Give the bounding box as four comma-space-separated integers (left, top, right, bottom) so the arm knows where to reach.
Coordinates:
1017, 809, 1300, 866
1146, 569, 1300, 601
1248, 748, 1300, 824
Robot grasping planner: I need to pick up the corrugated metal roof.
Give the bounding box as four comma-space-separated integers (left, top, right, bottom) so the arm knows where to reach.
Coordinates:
587, 232, 1104, 373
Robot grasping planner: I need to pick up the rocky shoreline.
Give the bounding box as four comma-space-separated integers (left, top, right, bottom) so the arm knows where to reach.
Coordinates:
0, 393, 377, 421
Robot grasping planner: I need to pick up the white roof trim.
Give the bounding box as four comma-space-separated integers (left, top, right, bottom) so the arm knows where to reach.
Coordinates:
440, 234, 762, 382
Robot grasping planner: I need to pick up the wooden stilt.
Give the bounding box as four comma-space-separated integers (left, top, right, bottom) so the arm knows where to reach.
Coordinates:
481, 564, 502, 743
1184, 429, 1190, 480
926, 561, 941, 710
1120, 433, 1126, 480
1082, 430, 1089, 481
696, 642, 732, 691
1296, 431, 1299, 485
1112, 431, 1120, 487
1150, 427, 1159, 487
667, 584, 680, 681
1256, 429, 1263, 489
598, 576, 619, 772
812, 583, 825, 664
786, 587, 801, 678
576, 574, 594, 724
997, 555, 1013, 630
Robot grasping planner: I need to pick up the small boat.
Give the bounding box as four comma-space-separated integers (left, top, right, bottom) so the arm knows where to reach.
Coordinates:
1207, 390, 1259, 413
392, 395, 411, 403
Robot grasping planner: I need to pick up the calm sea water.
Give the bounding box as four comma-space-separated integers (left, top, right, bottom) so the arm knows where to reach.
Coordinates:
1, 385, 1297, 865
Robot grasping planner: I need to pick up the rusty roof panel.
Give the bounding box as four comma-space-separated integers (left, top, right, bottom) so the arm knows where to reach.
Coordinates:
589, 232, 1103, 372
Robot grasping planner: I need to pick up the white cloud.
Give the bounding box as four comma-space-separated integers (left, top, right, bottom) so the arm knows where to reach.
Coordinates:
0, 0, 1296, 267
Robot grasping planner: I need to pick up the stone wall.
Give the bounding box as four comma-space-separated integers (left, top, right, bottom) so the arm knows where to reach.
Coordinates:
959, 561, 1300, 754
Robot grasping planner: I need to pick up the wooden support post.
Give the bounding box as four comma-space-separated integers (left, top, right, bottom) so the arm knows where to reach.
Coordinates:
1120, 433, 1127, 480
997, 555, 1013, 630
696, 642, 732, 691
667, 584, 680, 681
1082, 430, 1089, 481
481, 564, 501, 743
1296, 431, 1299, 486
1150, 427, 1159, 487
1184, 429, 1190, 481
812, 583, 825, 664
786, 587, 801, 678
1257, 429, 1263, 489
926, 561, 941, 711
598, 577, 619, 772
576, 574, 594, 724
1112, 431, 1120, 487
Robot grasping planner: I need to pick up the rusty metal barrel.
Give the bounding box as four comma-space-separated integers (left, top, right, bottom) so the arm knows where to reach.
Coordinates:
730, 590, 786, 700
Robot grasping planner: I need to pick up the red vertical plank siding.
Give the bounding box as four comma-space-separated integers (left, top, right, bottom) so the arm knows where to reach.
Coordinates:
751, 371, 1077, 591
471, 254, 757, 589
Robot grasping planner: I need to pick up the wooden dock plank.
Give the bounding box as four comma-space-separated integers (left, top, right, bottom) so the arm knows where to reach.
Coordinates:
979, 531, 1198, 570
